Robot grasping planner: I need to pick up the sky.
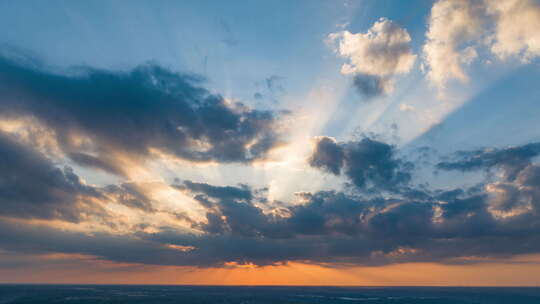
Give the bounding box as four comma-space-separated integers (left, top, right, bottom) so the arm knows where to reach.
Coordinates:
0, 0, 540, 286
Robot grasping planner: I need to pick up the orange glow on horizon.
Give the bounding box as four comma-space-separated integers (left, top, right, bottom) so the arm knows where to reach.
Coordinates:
2, 255, 540, 286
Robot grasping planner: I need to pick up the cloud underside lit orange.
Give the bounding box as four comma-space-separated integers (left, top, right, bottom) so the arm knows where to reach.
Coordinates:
2, 255, 540, 286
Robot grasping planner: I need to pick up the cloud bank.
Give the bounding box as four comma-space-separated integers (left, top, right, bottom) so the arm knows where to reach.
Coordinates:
3, 128, 540, 268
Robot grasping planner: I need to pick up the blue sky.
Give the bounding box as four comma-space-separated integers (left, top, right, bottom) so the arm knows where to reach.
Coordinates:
3, 0, 536, 147
1, 0, 540, 285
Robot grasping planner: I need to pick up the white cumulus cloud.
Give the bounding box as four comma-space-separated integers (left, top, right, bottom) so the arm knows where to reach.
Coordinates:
423, 0, 487, 89
329, 18, 416, 98
423, 0, 540, 90
487, 0, 540, 62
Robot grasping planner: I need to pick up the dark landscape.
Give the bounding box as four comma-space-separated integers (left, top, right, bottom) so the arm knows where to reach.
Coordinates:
1, 285, 540, 304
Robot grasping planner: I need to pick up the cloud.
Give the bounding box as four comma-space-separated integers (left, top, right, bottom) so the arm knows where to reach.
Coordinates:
487, 0, 540, 62
0, 55, 288, 176
0, 130, 104, 222
140, 141, 540, 267
0, 134, 539, 268
437, 142, 540, 181
352, 74, 392, 98
2, 45, 540, 270
174, 180, 287, 238
0, 128, 189, 223
436, 141, 540, 220
423, 0, 486, 88
2, 82, 540, 268
308, 136, 344, 175
4, 174, 540, 267
423, 0, 540, 89
329, 18, 416, 98
176, 180, 253, 201
103, 183, 156, 212
308, 136, 412, 192
67, 152, 125, 177
0, 220, 203, 267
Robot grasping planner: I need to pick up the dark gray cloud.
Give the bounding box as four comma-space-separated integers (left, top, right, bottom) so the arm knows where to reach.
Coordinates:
0, 55, 287, 176
353, 74, 388, 98
484, 163, 540, 216
3, 177, 540, 268
175, 180, 252, 201
437, 142, 540, 181
309, 136, 411, 192
0, 129, 174, 222
2, 119, 540, 267
175, 180, 286, 238
0, 131, 103, 222
518, 164, 540, 187
308, 136, 344, 175
287, 191, 370, 236
110, 171, 532, 267
0, 220, 202, 267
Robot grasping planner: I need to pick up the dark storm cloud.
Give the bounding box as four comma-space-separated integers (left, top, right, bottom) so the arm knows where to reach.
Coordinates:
309, 136, 411, 191
0, 55, 287, 176
0, 131, 103, 222
437, 142, 540, 181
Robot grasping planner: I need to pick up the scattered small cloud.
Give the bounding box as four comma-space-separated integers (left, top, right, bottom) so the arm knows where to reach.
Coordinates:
329, 18, 416, 99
